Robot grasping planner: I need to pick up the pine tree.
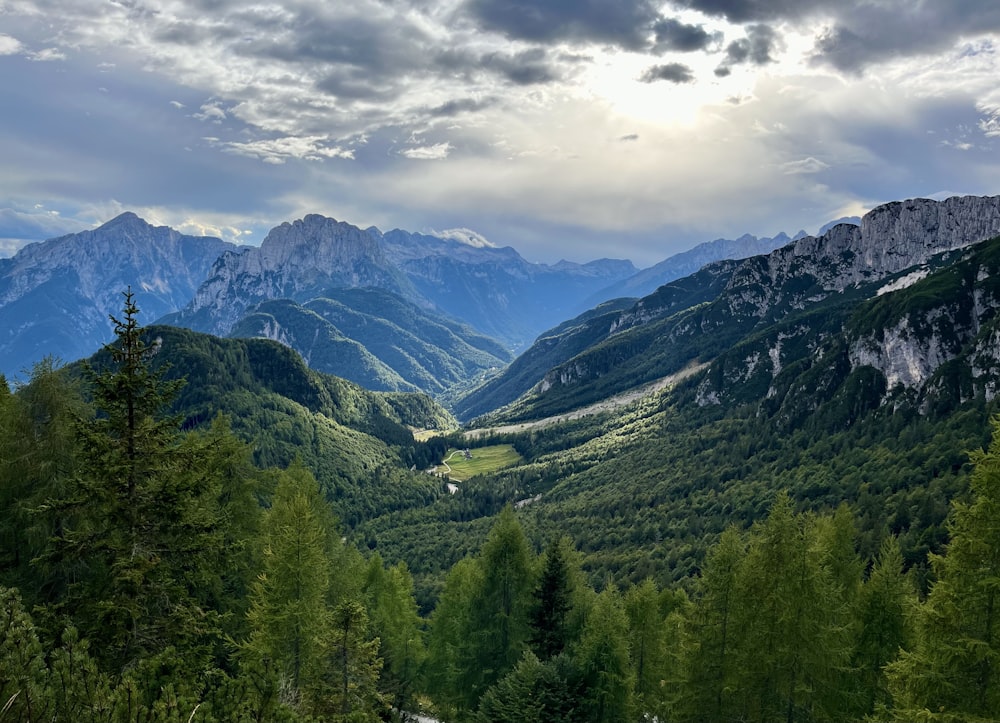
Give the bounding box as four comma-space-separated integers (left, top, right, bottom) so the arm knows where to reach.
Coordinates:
0, 586, 51, 723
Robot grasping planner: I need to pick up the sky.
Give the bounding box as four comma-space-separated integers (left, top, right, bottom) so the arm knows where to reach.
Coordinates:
1, 0, 999, 268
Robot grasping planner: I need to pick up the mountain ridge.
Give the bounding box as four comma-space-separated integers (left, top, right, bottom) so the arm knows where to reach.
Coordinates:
463, 195, 1000, 423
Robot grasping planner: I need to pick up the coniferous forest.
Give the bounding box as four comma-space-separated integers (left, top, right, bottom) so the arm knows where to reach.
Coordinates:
3, 292, 1000, 723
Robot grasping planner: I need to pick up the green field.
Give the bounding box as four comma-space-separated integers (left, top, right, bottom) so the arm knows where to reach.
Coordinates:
440, 444, 523, 481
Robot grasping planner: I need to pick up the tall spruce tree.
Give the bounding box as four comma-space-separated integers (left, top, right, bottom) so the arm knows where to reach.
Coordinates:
42, 289, 222, 672
529, 535, 575, 660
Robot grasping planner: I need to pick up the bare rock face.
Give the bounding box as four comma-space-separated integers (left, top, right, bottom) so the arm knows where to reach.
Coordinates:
168, 215, 417, 336
721, 195, 1000, 316
859, 196, 1000, 272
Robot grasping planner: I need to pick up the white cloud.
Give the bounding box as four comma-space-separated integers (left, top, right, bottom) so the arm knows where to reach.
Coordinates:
0, 35, 22, 55
193, 101, 227, 123
401, 142, 453, 160
434, 227, 496, 247
28, 48, 66, 62
210, 136, 356, 164
781, 157, 830, 174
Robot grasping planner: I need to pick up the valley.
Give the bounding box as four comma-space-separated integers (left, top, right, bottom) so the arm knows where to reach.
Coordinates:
4, 194, 1000, 722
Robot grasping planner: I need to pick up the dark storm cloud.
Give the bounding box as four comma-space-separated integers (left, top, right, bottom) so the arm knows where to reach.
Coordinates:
673, 0, 1000, 73
652, 17, 719, 53
639, 62, 695, 84
482, 48, 559, 85
810, 2, 1000, 73
677, 0, 833, 24
715, 24, 779, 75
427, 97, 499, 118
461, 0, 660, 50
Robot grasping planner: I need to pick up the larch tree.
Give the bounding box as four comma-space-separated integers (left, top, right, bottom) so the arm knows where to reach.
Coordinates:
677, 525, 745, 723
576, 584, 635, 723
468, 506, 537, 700
887, 419, 1000, 721
363, 554, 425, 720
244, 463, 332, 708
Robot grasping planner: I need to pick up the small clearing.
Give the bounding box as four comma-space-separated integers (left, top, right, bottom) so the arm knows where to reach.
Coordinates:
434, 444, 522, 481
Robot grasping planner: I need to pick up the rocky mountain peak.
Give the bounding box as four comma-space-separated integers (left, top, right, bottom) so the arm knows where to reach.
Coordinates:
0, 213, 235, 379
167, 215, 417, 337
259, 214, 388, 269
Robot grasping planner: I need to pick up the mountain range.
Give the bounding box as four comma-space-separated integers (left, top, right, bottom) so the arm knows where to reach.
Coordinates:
0, 208, 812, 394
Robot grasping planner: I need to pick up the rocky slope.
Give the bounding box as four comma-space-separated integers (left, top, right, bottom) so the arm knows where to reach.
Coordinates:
0, 212, 235, 380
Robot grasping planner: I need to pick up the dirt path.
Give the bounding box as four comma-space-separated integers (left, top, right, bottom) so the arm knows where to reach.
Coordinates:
463, 362, 706, 440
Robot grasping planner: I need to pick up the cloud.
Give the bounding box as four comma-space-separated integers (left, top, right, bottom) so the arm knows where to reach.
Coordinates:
427, 97, 498, 118
28, 48, 66, 62
0, 207, 88, 246
482, 48, 560, 85
716, 23, 780, 74
639, 63, 696, 84
0, 35, 23, 55
401, 142, 453, 160
809, 2, 1000, 73
2, 0, 1000, 268
210, 136, 356, 164
781, 157, 830, 174
678, 0, 833, 24
652, 17, 720, 53
434, 227, 496, 247
460, 0, 662, 49
193, 101, 227, 123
